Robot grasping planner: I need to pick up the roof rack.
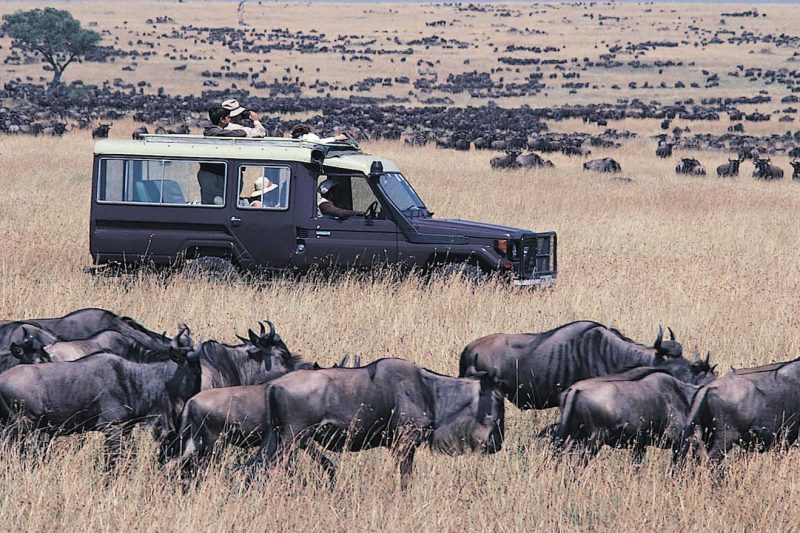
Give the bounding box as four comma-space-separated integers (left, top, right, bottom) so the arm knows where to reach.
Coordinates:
139, 134, 362, 153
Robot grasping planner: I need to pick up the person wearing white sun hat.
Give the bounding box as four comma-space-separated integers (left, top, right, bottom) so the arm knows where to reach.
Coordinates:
240, 175, 280, 208
221, 98, 267, 138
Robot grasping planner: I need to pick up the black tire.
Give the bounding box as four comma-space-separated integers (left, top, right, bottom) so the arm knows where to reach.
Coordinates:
182, 256, 240, 282
430, 263, 488, 284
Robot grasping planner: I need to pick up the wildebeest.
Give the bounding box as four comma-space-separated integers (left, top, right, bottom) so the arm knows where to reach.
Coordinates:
195, 321, 309, 390
555, 354, 716, 464
0, 308, 168, 352
132, 126, 149, 139
92, 123, 111, 138
655, 142, 673, 158
168, 355, 357, 470
18, 325, 193, 363
247, 358, 505, 489
716, 158, 741, 177
0, 327, 198, 463
792, 160, 800, 180
752, 157, 784, 180
0, 324, 58, 372
583, 157, 621, 173
458, 321, 684, 409
675, 158, 706, 175
675, 357, 800, 466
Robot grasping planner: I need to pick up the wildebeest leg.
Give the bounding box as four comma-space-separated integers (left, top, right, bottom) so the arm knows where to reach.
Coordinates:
304, 442, 337, 488
396, 446, 416, 491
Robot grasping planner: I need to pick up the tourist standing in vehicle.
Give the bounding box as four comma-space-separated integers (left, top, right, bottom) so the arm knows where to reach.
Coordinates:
222, 99, 267, 138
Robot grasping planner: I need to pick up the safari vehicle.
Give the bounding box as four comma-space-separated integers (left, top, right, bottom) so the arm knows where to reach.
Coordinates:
90, 135, 557, 285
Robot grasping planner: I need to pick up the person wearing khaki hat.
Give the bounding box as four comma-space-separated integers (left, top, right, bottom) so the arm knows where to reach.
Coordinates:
222, 98, 267, 138
241, 175, 280, 208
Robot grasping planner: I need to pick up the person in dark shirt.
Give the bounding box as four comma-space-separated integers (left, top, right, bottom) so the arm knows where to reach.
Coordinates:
198, 106, 245, 203
203, 106, 246, 138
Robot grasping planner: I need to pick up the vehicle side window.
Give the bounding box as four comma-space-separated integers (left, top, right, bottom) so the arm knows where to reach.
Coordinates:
97, 158, 224, 206
314, 175, 379, 216
238, 165, 290, 210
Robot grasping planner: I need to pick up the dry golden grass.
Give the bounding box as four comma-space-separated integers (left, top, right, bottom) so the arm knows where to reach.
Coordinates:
2, 2, 800, 531
2, 123, 800, 530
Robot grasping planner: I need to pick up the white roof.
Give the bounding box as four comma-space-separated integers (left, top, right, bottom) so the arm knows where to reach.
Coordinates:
93, 135, 401, 175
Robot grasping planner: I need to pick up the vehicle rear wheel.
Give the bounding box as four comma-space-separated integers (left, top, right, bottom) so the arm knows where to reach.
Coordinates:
430, 263, 488, 284
182, 256, 240, 282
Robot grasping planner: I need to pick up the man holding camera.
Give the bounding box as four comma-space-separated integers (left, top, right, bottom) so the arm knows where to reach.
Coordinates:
221, 98, 267, 138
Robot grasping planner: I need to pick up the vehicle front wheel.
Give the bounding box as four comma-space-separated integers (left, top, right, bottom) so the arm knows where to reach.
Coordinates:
182, 256, 240, 282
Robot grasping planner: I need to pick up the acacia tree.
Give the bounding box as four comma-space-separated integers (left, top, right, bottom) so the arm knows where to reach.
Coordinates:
1, 7, 101, 93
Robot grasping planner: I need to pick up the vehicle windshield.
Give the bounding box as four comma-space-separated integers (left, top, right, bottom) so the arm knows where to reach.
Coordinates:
379, 172, 430, 217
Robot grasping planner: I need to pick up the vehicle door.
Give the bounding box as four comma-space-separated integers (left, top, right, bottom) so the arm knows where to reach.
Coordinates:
299, 174, 398, 269
227, 163, 297, 269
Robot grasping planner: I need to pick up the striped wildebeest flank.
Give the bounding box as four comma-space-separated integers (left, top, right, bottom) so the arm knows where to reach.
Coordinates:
674, 357, 800, 467
583, 157, 621, 173
458, 321, 684, 409
554, 353, 717, 465
0, 327, 198, 466
675, 158, 706, 175
716, 158, 742, 177
167, 355, 359, 472
752, 157, 784, 180
245, 358, 505, 490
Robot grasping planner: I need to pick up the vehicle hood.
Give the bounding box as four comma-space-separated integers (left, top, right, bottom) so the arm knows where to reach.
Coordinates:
409, 218, 529, 240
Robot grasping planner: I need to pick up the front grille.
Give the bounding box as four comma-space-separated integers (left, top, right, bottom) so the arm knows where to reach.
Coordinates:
519, 233, 556, 278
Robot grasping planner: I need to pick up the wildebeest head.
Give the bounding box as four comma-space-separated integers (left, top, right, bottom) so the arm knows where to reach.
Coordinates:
431, 372, 505, 456
655, 349, 717, 385
8, 326, 52, 364
652, 325, 683, 359
167, 324, 195, 361
237, 320, 292, 373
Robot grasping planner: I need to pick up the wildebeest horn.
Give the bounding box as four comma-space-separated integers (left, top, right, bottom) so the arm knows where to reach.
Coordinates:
259, 321, 266, 336
667, 327, 675, 341
236, 334, 249, 344
266, 320, 276, 340
705, 351, 711, 365
248, 328, 260, 345
654, 324, 663, 348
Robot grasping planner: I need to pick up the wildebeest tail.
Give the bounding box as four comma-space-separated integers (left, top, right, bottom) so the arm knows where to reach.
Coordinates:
673, 385, 711, 467
260, 385, 282, 461
554, 387, 579, 450
458, 347, 475, 377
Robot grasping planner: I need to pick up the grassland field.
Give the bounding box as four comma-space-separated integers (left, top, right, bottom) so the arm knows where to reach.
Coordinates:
1, 2, 800, 531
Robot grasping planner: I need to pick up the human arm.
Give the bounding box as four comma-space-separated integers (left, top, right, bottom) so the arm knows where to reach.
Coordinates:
318, 200, 364, 219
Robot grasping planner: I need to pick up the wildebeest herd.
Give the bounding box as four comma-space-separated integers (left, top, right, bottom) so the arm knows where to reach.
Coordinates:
1, 308, 798, 488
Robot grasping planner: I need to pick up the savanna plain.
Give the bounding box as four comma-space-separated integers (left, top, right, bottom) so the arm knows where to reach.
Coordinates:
1, 2, 800, 531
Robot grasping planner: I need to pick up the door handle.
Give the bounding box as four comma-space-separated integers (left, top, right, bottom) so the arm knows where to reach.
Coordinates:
230, 216, 242, 226
316, 230, 331, 237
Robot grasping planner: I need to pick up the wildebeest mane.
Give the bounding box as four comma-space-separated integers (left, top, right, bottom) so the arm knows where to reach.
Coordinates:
196, 340, 307, 388
117, 315, 170, 342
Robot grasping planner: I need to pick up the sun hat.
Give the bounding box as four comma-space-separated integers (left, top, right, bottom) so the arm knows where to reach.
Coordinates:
221, 98, 240, 111
230, 106, 247, 118
249, 176, 278, 199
